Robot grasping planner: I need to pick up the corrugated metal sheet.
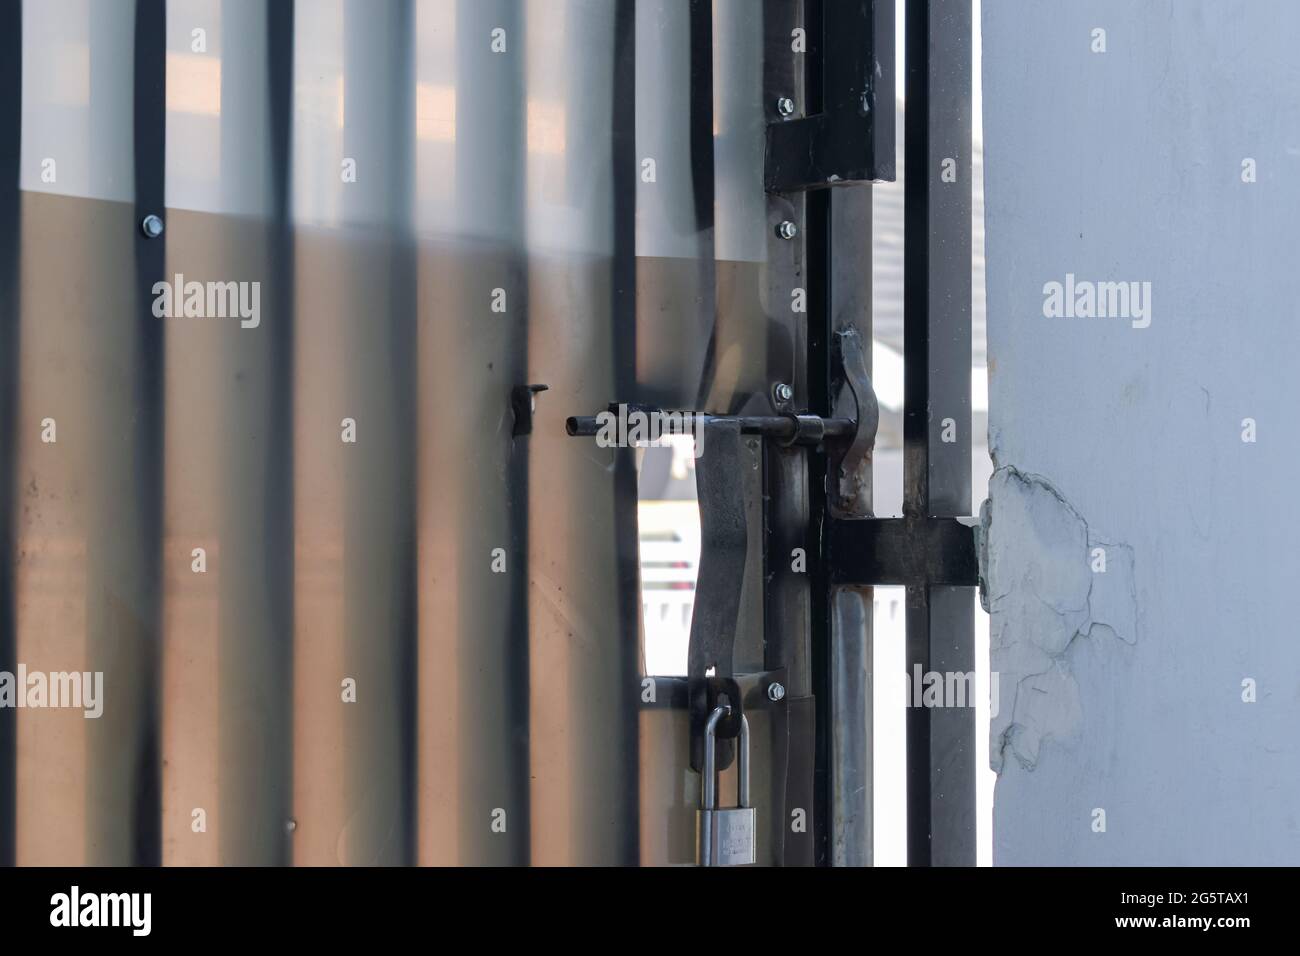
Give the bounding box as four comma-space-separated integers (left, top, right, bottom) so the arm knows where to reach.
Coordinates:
0, 0, 795, 865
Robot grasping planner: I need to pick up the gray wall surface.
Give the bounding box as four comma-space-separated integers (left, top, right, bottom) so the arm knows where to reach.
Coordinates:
981, 0, 1300, 864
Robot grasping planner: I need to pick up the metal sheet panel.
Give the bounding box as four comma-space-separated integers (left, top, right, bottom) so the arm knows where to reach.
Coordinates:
1, 0, 801, 866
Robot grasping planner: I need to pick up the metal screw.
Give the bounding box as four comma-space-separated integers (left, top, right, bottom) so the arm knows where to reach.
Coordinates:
140, 214, 164, 238
776, 220, 797, 240
767, 682, 786, 703
284, 818, 297, 833
776, 96, 795, 117
773, 382, 794, 405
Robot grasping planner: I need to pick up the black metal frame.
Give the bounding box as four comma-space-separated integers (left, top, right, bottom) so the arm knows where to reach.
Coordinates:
900, 0, 976, 867
568, 0, 977, 867
609, 0, 644, 866
829, 517, 978, 588
770, 0, 979, 866
121, 0, 167, 868
766, 0, 895, 191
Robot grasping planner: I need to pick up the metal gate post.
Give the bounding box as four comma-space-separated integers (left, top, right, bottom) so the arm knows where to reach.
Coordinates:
571, 0, 985, 868
784, 0, 897, 867
902, 0, 975, 866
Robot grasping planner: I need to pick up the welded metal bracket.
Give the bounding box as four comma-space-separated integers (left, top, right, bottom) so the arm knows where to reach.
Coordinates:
828, 515, 979, 588
765, 0, 896, 192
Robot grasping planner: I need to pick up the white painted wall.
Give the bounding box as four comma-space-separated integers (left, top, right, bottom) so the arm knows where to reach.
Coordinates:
981, 0, 1300, 864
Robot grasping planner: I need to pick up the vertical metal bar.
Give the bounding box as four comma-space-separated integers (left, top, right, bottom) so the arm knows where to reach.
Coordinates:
688, 0, 720, 410
803, 0, 892, 868
765, 437, 811, 865
829, 586, 871, 864
688, 0, 716, 239
827, 175, 876, 866
825, 23, 885, 867
0, 0, 20, 870
804, 0, 830, 865
903, 0, 974, 867
763, 0, 824, 867
611, 0, 638, 393
823, 3, 892, 865
609, 0, 643, 865
762, 0, 808, 639
761, 0, 815, 842
769, 0, 863, 868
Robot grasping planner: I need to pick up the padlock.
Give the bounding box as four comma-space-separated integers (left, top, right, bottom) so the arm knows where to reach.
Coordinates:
697, 704, 756, 866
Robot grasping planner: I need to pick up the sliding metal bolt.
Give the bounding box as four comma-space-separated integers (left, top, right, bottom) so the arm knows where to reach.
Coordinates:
767, 682, 786, 703
140, 214, 164, 238
776, 220, 797, 240
776, 96, 795, 117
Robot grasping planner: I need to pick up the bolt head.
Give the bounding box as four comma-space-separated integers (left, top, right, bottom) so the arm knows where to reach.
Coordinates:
774, 382, 794, 404
776, 96, 795, 117
140, 214, 164, 238
776, 220, 797, 240
767, 682, 786, 702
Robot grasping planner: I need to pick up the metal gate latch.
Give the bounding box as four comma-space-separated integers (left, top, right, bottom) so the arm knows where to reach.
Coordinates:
697, 705, 756, 866
565, 341, 884, 865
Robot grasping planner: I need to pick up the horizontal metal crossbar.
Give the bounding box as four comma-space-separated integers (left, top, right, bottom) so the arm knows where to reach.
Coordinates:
827, 516, 979, 587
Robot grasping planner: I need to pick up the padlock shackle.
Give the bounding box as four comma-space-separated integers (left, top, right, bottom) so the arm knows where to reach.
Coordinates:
703, 704, 750, 812
702, 705, 729, 811
738, 713, 750, 809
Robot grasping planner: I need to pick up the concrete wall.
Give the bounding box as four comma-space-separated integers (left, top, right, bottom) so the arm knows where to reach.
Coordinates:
981, 0, 1300, 864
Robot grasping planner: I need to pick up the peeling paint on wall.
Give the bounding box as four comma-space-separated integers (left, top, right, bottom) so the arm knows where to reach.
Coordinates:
980, 466, 1137, 773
